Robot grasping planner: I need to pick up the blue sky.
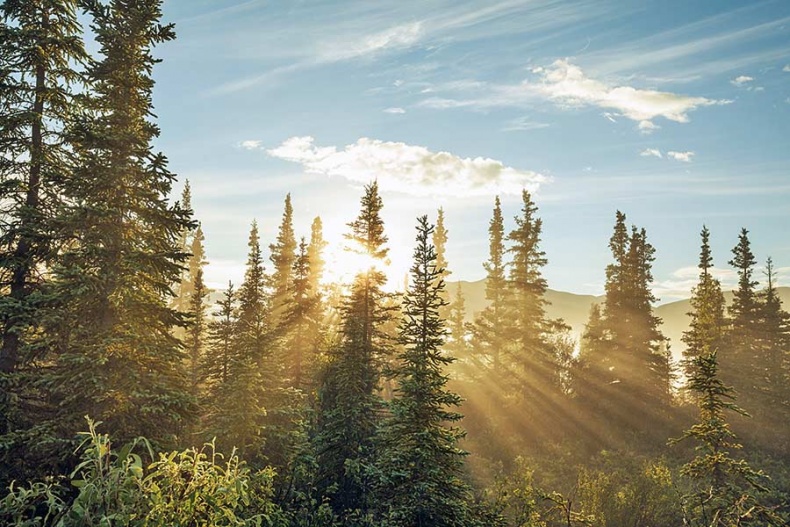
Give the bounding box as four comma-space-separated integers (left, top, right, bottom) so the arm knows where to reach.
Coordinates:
148, 0, 789, 301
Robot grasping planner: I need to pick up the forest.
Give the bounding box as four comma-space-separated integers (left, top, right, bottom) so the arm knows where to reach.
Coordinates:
1, 1, 789, 526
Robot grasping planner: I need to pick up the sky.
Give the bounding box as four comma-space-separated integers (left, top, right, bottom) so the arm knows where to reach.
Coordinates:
145, 0, 789, 301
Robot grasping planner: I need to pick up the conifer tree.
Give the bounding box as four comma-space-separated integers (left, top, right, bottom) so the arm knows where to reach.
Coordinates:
172, 181, 197, 314
186, 225, 208, 395
674, 349, 778, 526
504, 190, 558, 395
270, 193, 297, 324
583, 212, 670, 434
307, 216, 328, 295
38, 0, 195, 453
376, 216, 471, 527
446, 282, 470, 365
315, 182, 390, 520
203, 282, 236, 387
751, 258, 790, 449
682, 226, 727, 385
472, 196, 508, 374
283, 238, 321, 391
721, 229, 760, 415
433, 207, 451, 320
0, 0, 86, 438
206, 222, 270, 460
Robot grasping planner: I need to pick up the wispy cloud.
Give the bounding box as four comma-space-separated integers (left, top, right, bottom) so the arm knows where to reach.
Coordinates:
639, 149, 694, 162
266, 136, 547, 198
383, 107, 406, 114
317, 22, 423, 62
638, 120, 660, 134
239, 140, 263, 150
502, 116, 550, 132
421, 59, 730, 129
667, 151, 695, 163
730, 75, 754, 86
784, 65, 790, 72
640, 148, 663, 159
582, 12, 790, 79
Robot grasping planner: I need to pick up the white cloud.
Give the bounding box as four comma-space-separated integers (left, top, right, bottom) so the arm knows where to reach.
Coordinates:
730, 75, 754, 86
267, 136, 547, 198
239, 140, 263, 150
638, 120, 660, 134
420, 59, 730, 128
383, 107, 406, 114
667, 151, 695, 162
783, 65, 790, 72
640, 148, 663, 158
529, 60, 729, 126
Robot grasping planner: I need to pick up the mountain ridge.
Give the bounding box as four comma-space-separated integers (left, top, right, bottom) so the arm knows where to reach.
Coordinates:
447, 279, 790, 360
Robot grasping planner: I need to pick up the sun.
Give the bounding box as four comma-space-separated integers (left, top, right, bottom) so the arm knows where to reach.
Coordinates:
321, 241, 387, 287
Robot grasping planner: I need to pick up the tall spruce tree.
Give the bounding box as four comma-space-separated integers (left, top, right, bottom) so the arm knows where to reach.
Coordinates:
37, 0, 195, 456
283, 237, 321, 392
307, 216, 327, 295
0, 0, 86, 439
721, 229, 760, 416
205, 222, 270, 461
446, 282, 470, 371
315, 181, 390, 521
186, 225, 208, 396
504, 190, 558, 396
682, 226, 727, 385
270, 193, 297, 325
203, 282, 236, 388
472, 196, 508, 374
375, 216, 471, 527
433, 207, 451, 320
171, 180, 197, 315
752, 258, 790, 450
582, 212, 670, 435
674, 349, 778, 526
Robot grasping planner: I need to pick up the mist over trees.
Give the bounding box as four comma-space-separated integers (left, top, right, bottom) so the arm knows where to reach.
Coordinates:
1, 2, 789, 526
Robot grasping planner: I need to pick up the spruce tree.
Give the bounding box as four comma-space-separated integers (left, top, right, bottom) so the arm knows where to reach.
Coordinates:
433, 207, 451, 320
0, 0, 86, 439
375, 216, 471, 527
206, 222, 270, 461
674, 349, 778, 526
203, 282, 236, 387
270, 193, 297, 325
584, 212, 670, 435
315, 182, 390, 521
38, 0, 195, 454
186, 225, 208, 396
682, 226, 727, 385
307, 216, 328, 295
752, 258, 790, 450
721, 229, 760, 416
446, 282, 470, 370
504, 190, 558, 396
472, 196, 508, 374
283, 238, 321, 392
172, 180, 197, 315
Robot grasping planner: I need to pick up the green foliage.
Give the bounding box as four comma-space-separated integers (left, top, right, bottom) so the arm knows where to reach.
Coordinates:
2, 418, 286, 527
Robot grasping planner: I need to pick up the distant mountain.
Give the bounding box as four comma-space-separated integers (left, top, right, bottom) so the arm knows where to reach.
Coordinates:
447, 279, 790, 361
